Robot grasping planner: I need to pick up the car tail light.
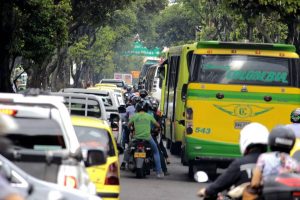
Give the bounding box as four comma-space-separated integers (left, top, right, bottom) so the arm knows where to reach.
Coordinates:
0, 109, 17, 116
105, 162, 119, 185
276, 177, 300, 187
293, 192, 300, 197
186, 107, 193, 120
64, 176, 77, 188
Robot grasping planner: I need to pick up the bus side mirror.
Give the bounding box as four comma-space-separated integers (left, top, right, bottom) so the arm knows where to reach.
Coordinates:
181, 84, 188, 102
157, 65, 166, 80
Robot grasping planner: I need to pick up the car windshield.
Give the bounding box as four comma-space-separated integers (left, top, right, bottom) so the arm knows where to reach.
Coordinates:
73, 126, 115, 156
6, 118, 66, 150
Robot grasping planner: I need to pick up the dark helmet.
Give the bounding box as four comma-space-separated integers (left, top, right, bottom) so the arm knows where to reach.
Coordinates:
150, 99, 159, 111
132, 96, 141, 105
291, 109, 300, 123
135, 100, 149, 112
139, 89, 148, 99
269, 125, 296, 153
127, 86, 132, 92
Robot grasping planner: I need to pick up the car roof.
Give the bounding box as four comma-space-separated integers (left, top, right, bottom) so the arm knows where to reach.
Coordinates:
100, 79, 124, 82
60, 88, 109, 95
71, 115, 111, 132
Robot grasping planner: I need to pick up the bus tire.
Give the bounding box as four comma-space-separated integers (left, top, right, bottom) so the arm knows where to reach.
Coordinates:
188, 164, 194, 179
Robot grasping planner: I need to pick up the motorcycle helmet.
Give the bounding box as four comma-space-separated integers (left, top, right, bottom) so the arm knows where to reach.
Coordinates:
239, 122, 269, 155
151, 99, 159, 111
135, 100, 149, 112
291, 108, 300, 123
132, 96, 141, 105
269, 125, 295, 153
139, 89, 148, 99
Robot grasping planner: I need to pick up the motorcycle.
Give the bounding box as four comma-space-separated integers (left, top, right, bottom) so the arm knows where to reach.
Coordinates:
127, 139, 153, 178
195, 171, 300, 200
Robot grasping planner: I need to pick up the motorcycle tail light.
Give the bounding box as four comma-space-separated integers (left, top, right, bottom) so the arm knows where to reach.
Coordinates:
137, 144, 144, 150
276, 177, 300, 187
64, 176, 77, 188
105, 162, 119, 185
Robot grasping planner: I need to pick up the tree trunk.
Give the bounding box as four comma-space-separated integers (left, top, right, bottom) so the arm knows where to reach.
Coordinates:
0, 2, 14, 92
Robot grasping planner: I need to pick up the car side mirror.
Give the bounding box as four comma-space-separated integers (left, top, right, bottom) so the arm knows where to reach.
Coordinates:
85, 149, 107, 167
181, 83, 188, 102
158, 65, 166, 80
118, 106, 126, 114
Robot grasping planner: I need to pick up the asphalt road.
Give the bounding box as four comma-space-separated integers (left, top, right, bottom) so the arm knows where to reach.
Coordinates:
119, 151, 208, 200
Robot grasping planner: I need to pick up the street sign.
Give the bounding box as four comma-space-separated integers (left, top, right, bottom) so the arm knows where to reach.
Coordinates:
131, 71, 140, 79
124, 41, 161, 57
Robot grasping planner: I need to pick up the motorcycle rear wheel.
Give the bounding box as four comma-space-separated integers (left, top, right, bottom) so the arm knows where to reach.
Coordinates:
136, 168, 145, 178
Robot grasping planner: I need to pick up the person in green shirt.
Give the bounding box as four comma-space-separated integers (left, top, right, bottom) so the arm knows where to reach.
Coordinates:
120, 101, 164, 178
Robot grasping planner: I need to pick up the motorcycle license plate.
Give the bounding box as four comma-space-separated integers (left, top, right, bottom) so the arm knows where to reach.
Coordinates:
134, 152, 146, 158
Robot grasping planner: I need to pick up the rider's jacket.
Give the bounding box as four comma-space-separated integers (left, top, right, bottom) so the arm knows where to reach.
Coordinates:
205, 149, 263, 196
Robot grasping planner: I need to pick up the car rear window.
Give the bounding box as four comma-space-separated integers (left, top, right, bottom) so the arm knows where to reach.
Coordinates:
6, 118, 66, 150
73, 126, 115, 156
64, 98, 102, 118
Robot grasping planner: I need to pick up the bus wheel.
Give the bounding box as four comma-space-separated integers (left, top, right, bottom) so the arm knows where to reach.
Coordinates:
188, 164, 194, 179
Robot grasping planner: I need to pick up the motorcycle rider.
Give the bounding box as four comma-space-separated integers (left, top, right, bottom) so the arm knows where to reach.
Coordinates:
120, 96, 137, 149
286, 108, 300, 138
250, 126, 300, 188
197, 122, 269, 198
121, 101, 164, 178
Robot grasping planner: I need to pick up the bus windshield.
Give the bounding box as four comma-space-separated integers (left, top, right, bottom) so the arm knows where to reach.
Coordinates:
190, 55, 294, 86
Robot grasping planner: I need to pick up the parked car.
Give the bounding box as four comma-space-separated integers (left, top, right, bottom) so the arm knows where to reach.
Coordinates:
59, 88, 123, 147
71, 116, 120, 200
0, 93, 96, 194
0, 154, 102, 200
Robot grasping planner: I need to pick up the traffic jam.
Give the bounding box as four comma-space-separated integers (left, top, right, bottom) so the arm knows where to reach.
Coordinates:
1, 41, 300, 200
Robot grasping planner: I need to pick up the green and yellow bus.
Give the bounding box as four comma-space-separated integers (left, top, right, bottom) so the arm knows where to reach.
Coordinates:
159, 43, 196, 155
181, 41, 300, 177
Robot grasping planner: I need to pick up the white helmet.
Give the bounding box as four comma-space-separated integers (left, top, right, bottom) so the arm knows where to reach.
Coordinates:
239, 122, 269, 155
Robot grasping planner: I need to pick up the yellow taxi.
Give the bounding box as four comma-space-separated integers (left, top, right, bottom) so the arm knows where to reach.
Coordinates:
71, 116, 120, 200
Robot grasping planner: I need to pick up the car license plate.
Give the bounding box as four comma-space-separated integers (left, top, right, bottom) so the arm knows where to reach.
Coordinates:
134, 152, 146, 158
234, 121, 250, 129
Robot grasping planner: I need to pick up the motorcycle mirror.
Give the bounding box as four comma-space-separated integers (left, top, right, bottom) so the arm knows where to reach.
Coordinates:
194, 171, 209, 183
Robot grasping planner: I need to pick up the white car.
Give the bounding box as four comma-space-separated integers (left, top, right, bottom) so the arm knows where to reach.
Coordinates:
0, 93, 97, 195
